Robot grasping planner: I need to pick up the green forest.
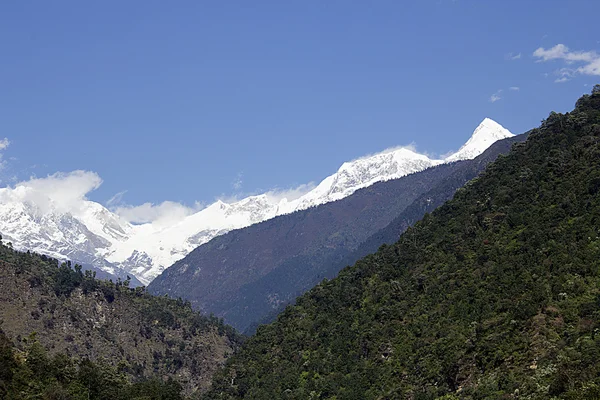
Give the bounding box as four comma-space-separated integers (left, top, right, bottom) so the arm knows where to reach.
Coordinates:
0, 241, 242, 399
204, 88, 600, 399
0, 328, 183, 400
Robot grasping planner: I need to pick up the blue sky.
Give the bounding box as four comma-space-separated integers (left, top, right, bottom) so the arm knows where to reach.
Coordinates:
1, 0, 599, 217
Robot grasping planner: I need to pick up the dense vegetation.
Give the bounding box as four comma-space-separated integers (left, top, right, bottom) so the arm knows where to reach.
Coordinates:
150, 133, 524, 334
0, 328, 182, 399
205, 87, 600, 399
0, 242, 243, 397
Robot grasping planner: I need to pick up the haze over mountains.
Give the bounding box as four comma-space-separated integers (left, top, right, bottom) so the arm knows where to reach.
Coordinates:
0, 119, 513, 284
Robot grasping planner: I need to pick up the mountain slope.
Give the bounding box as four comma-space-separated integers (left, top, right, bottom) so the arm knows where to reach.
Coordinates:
148, 133, 524, 333
0, 327, 185, 399
0, 243, 241, 396
343, 131, 529, 269
0, 119, 512, 284
204, 89, 600, 399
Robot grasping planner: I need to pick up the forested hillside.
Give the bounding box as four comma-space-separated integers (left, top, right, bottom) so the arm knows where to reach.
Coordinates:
0, 241, 242, 398
0, 327, 183, 399
205, 88, 600, 399
324, 133, 529, 298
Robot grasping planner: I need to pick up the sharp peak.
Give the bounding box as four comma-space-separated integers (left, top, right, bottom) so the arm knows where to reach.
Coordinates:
481, 117, 499, 124
443, 118, 514, 162
476, 117, 510, 131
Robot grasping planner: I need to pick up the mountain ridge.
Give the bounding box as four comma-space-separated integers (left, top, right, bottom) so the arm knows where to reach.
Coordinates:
148, 132, 525, 332
0, 119, 513, 284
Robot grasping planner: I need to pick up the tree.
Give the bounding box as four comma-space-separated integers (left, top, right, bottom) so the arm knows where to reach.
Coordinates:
593, 84, 600, 95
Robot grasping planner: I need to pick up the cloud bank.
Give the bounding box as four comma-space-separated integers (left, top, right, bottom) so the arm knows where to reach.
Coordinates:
264, 183, 316, 203
113, 201, 203, 226
0, 167, 315, 229
0, 170, 102, 216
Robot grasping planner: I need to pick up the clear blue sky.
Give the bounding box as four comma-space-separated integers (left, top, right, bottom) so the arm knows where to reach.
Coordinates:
1, 0, 599, 208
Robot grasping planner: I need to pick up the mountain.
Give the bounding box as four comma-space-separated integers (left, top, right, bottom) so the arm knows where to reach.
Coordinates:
0, 119, 512, 284
204, 89, 600, 399
336, 131, 529, 276
445, 117, 514, 162
148, 133, 525, 333
0, 195, 140, 283
0, 242, 241, 397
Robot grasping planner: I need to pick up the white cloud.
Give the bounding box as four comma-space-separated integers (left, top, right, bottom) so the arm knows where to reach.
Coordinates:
533, 44, 600, 82
215, 181, 316, 206
509, 86, 520, 91
506, 52, 521, 60
0, 170, 202, 228
0, 170, 102, 216
265, 183, 316, 203
0, 165, 315, 232
113, 201, 205, 226
533, 44, 596, 63
553, 67, 577, 83
489, 89, 503, 103
0, 138, 10, 171
579, 57, 600, 76
232, 172, 243, 190
349, 143, 436, 161
106, 190, 127, 207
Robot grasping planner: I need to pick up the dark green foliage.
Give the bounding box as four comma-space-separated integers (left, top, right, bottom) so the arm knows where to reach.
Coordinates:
204, 88, 600, 399
0, 328, 16, 397
53, 261, 84, 297
0, 329, 183, 399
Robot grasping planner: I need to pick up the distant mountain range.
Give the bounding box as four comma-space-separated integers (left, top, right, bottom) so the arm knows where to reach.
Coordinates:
0, 119, 513, 284
148, 131, 525, 333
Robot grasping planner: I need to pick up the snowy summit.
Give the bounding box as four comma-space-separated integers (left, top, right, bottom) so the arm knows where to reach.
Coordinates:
0, 119, 513, 284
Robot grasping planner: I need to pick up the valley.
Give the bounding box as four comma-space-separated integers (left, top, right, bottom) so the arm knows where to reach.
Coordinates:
2, 3, 599, 398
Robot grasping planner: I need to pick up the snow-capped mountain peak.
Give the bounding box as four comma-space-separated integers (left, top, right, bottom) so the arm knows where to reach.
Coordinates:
0, 119, 514, 284
445, 118, 514, 162
291, 146, 441, 210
